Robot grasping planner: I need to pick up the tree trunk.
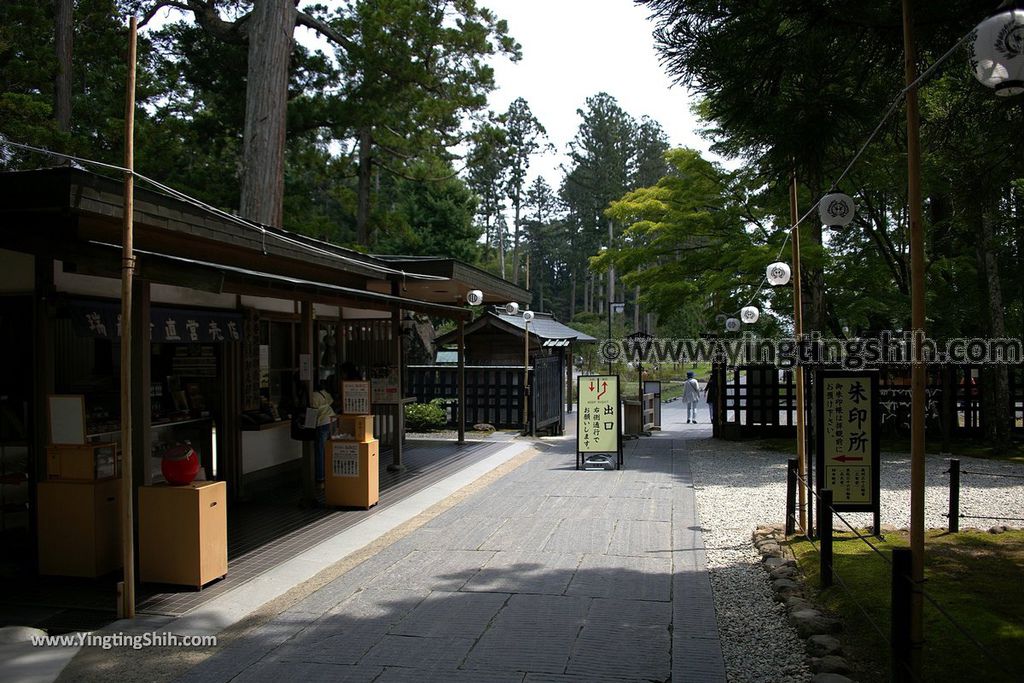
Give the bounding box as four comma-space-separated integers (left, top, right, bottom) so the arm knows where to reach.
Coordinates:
977, 210, 1010, 448
356, 126, 372, 244
511, 199, 521, 285
54, 0, 72, 134
570, 274, 577, 320
239, 0, 296, 228
633, 282, 641, 332
803, 179, 828, 333
498, 219, 506, 279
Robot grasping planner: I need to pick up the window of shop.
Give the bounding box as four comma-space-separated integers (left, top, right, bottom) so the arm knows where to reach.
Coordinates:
259, 318, 299, 414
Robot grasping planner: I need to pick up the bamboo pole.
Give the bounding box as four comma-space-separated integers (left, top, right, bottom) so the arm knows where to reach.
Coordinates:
790, 173, 807, 533
119, 15, 137, 620
902, 1, 926, 678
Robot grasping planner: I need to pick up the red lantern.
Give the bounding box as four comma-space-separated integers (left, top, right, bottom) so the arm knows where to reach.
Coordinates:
161, 444, 199, 486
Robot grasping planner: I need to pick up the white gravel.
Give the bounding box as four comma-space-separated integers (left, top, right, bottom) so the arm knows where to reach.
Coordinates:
686, 436, 1024, 683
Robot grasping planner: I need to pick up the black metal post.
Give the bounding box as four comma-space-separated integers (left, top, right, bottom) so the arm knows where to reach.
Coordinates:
786, 458, 798, 536
949, 458, 960, 533
891, 546, 914, 683
819, 488, 833, 588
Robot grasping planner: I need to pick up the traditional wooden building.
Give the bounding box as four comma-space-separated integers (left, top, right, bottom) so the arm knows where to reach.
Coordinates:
415, 309, 596, 434
0, 166, 528, 583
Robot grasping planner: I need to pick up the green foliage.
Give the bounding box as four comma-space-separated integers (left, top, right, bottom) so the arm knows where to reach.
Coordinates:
599, 148, 774, 329
0, 0, 136, 169
790, 529, 1024, 682
373, 160, 482, 261
404, 399, 448, 431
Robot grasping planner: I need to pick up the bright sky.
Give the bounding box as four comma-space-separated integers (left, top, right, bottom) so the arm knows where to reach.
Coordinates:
479, 0, 718, 190
142, 1, 718, 189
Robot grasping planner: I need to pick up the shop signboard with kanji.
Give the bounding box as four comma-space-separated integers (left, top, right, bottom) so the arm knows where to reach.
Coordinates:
576, 375, 622, 470
815, 370, 880, 513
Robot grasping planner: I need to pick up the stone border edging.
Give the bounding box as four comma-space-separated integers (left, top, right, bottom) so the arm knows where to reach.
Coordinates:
752, 524, 855, 683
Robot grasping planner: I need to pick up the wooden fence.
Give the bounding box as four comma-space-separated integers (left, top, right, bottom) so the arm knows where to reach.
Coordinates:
407, 361, 564, 433
716, 363, 1024, 439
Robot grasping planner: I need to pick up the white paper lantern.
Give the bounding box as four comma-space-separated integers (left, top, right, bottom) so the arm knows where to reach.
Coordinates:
740, 306, 760, 324
819, 193, 856, 227
715, 314, 727, 325
970, 10, 1024, 97
725, 317, 741, 332
766, 262, 791, 286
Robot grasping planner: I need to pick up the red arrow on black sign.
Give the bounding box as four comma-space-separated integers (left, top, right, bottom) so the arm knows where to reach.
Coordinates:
832, 455, 864, 463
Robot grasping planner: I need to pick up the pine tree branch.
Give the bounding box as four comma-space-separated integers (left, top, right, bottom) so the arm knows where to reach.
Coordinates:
295, 10, 358, 54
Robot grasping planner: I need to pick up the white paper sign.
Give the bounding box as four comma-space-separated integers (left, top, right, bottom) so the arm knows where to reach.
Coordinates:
299, 353, 312, 381
331, 441, 359, 477
49, 395, 86, 444
342, 381, 371, 415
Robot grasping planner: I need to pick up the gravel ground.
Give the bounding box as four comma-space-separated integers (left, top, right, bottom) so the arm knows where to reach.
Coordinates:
686, 436, 1024, 683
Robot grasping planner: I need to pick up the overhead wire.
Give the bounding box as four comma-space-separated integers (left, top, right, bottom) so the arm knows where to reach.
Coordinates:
0, 136, 450, 282
724, 27, 976, 319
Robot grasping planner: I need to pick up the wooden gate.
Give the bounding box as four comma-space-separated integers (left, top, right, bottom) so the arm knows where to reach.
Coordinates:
532, 355, 564, 435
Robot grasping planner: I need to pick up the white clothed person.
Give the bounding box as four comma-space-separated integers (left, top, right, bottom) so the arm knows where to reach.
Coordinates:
682, 375, 701, 423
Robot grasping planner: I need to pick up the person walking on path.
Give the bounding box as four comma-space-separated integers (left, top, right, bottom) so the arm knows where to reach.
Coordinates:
683, 370, 701, 423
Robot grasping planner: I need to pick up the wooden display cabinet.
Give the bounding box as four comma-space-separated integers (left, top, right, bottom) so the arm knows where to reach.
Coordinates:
46, 442, 119, 480
334, 414, 373, 441
37, 479, 121, 577
325, 439, 379, 509
138, 480, 227, 588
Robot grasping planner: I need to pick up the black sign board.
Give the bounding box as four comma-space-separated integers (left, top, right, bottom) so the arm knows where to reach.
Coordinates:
68, 298, 243, 343
814, 369, 881, 514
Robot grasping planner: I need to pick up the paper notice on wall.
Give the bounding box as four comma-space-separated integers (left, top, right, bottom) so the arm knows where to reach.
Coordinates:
259, 345, 270, 389
342, 381, 371, 414
331, 441, 359, 477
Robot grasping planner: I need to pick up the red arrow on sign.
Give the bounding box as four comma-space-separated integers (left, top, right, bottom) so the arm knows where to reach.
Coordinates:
832, 455, 864, 463
597, 381, 608, 400
589, 381, 595, 392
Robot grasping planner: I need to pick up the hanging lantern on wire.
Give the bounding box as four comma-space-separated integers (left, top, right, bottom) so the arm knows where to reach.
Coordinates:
725, 317, 741, 332
969, 9, 1024, 97
715, 314, 727, 325
740, 306, 760, 324
766, 262, 791, 286
819, 193, 856, 227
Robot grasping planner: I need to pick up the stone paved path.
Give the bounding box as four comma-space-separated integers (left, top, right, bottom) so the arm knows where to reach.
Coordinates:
178, 427, 725, 682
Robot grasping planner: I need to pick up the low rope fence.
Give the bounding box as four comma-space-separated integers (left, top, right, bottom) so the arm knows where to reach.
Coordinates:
786, 462, 1016, 682
944, 459, 1024, 532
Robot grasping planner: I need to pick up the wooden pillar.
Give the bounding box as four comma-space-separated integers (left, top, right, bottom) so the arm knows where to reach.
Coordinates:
299, 300, 316, 504
129, 279, 149, 531
31, 256, 55, 570
457, 318, 465, 444
902, 1, 926, 675
566, 345, 574, 413
388, 281, 404, 471
790, 173, 808, 533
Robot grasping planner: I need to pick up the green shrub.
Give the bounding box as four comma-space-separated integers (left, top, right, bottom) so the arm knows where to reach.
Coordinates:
405, 399, 448, 431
